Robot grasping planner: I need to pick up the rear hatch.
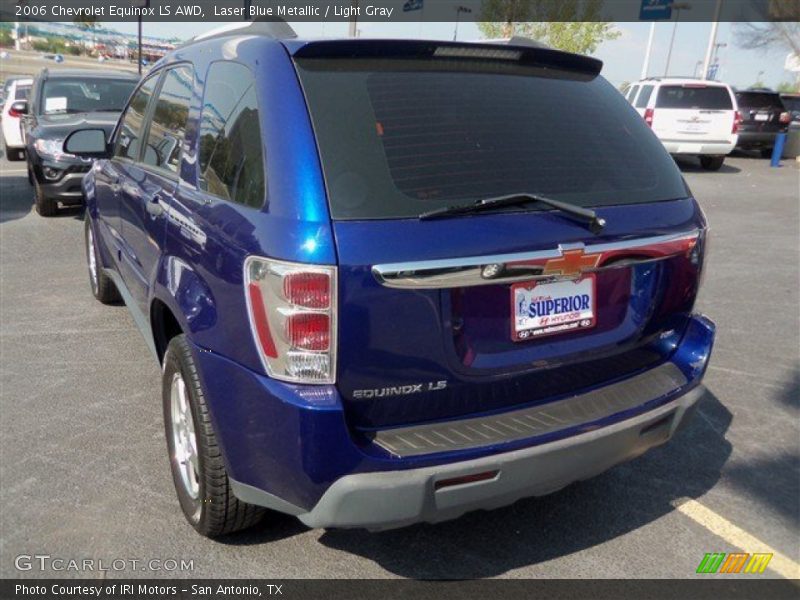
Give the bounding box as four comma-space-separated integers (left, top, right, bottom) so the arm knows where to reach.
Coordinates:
292, 41, 706, 430
651, 83, 736, 146
735, 91, 787, 133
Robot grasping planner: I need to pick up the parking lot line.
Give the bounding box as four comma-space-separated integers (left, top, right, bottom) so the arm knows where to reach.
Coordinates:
0, 169, 28, 174
673, 498, 800, 579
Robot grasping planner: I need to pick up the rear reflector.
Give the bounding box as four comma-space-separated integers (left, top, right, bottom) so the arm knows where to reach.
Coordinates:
8, 107, 23, 118
247, 283, 278, 359
435, 470, 499, 490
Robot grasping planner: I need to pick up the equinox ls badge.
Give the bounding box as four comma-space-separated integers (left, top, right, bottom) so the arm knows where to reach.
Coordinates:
353, 381, 448, 399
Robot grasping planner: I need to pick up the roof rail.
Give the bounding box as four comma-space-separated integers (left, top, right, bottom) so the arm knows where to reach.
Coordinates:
188, 18, 297, 44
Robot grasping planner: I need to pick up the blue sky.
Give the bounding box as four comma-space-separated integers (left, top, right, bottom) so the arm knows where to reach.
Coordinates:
101, 20, 789, 89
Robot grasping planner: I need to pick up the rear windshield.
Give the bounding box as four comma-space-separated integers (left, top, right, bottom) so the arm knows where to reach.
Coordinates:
781, 96, 800, 112
656, 85, 732, 110
14, 85, 30, 101
735, 92, 784, 110
296, 58, 687, 220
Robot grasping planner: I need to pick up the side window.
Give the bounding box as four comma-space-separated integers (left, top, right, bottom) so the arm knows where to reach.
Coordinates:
114, 75, 158, 161
198, 61, 265, 208
635, 85, 654, 108
627, 84, 640, 103
142, 66, 193, 174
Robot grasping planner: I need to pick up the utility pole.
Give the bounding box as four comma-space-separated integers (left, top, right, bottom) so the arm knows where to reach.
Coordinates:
348, 0, 358, 38
664, 2, 691, 77
641, 22, 656, 79
701, 0, 723, 80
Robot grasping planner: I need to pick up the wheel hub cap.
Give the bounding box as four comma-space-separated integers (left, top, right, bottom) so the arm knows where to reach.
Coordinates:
170, 373, 200, 500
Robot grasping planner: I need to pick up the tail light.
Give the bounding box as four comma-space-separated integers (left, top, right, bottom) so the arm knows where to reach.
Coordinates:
779, 111, 791, 124
8, 106, 23, 118
245, 257, 337, 384
644, 108, 655, 128
732, 111, 742, 134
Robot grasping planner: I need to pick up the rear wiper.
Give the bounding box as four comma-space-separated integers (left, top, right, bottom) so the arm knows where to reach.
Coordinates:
419, 192, 607, 234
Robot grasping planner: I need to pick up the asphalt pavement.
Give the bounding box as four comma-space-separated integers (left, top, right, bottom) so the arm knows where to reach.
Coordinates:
0, 146, 798, 580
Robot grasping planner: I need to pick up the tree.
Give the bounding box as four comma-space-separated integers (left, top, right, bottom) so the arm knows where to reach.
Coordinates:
777, 81, 799, 93
478, 0, 620, 55
735, 22, 800, 56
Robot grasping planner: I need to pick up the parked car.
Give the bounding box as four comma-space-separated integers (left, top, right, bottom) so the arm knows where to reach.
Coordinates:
626, 77, 739, 170
20, 68, 137, 216
67, 23, 714, 537
1, 77, 32, 160
734, 88, 791, 156
778, 92, 800, 125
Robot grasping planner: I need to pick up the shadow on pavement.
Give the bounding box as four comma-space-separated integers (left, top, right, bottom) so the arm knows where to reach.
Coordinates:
0, 175, 33, 224
673, 156, 742, 174
218, 389, 733, 577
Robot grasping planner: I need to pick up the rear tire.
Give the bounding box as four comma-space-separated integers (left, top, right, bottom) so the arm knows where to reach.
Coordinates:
700, 156, 724, 171
34, 180, 57, 216
84, 216, 121, 304
162, 335, 266, 537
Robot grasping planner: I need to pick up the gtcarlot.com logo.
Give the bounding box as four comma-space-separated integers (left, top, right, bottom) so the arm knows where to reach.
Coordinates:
15, 554, 194, 572
696, 552, 773, 574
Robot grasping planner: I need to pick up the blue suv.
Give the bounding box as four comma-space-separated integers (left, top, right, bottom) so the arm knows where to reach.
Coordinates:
65, 22, 715, 537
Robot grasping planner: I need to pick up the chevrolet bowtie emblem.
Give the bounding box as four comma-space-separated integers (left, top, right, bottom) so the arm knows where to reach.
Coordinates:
542, 248, 602, 277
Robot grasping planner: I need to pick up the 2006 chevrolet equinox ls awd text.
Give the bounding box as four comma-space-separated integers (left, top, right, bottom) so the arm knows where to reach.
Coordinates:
65, 22, 715, 537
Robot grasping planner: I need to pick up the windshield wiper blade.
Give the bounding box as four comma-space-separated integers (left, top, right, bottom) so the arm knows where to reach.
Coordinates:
419, 193, 607, 234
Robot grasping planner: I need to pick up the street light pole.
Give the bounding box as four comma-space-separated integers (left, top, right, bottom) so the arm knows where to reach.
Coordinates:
664, 3, 691, 77
701, 0, 722, 80
453, 6, 472, 41
348, 0, 359, 38
641, 22, 656, 79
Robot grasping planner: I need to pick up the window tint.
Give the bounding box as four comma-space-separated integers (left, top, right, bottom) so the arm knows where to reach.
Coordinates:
114, 75, 158, 161
198, 62, 265, 208
735, 92, 784, 110
656, 85, 732, 109
635, 85, 654, 108
627, 85, 640, 102
781, 96, 800, 112
14, 84, 31, 101
295, 58, 687, 220
142, 66, 192, 174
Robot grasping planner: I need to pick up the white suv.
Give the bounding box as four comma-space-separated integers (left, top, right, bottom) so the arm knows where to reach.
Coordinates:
624, 78, 739, 170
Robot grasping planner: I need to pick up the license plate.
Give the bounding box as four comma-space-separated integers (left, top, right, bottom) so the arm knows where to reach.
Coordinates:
511, 276, 596, 341
677, 143, 702, 153
755, 113, 769, 122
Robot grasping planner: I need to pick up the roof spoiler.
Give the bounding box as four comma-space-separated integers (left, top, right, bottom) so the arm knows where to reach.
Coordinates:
189, 18, 297, 44
290, 39, 602, 76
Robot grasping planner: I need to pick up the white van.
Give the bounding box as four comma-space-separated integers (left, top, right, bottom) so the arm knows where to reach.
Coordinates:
625, 78, 739, 170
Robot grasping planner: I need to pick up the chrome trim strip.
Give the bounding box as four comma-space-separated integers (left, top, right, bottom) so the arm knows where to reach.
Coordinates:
370, 362, 689, 457
372, 230, 699, 289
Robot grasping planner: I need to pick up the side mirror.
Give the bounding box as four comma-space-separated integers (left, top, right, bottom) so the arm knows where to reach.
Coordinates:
64, 129, 109, 158
9, 100, 28, 116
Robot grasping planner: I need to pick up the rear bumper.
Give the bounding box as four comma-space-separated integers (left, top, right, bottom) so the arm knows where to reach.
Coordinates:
194, 314, 715, 530
735, 130, 781, 149
295, 386, 703, 530
661, 140, 735, 156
